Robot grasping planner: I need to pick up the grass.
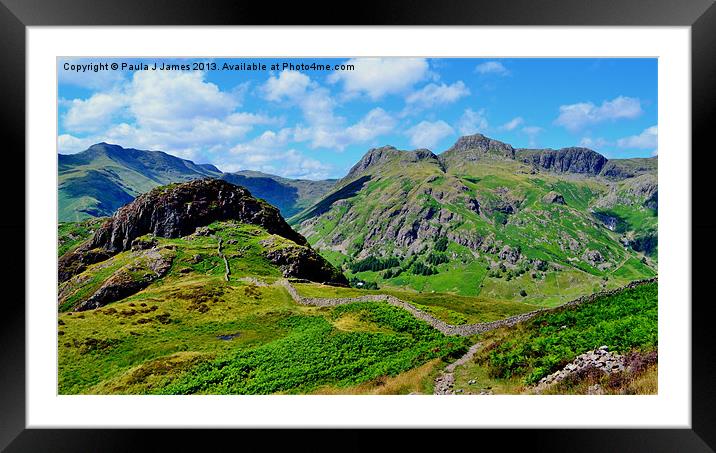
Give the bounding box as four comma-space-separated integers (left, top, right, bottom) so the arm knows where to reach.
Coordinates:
473, 281, 657, 385
60, 281, 470, 394
58, 217, 106, 256
310, 358, 444, 395
161, 302, 469, 395
292, 282, 538, 324
296, 155, 656, 301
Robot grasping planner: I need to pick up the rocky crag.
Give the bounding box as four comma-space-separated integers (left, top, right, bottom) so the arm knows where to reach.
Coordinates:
533, 345, 626, 394
293, 133, 658, 297
58, 179, 347, 310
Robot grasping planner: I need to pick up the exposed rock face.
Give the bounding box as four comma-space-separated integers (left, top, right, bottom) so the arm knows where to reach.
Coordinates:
517, 147, 607, 175
59, 179, 308, 283
599, 157, 658, 180
74, 248, 174, 311
440, 133, 516, 162
58, 247, 175, 311
261, 237, 348, 286
498, 245, 521, 264
534, 346, 625, 393
542, 191, 566, 205
89, 179, 306, 252
344, 146, 442, 180
582, 249, 604, 264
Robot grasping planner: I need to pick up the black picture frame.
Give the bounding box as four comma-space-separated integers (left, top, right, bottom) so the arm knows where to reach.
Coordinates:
2, 0, 714, 451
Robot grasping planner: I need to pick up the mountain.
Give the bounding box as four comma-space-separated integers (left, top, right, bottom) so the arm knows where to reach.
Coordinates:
59, 143, 222, 221
220, 171, 337, 218
291, 134, 657, 303
58, 179, 346, 311
58, 143, 336, 221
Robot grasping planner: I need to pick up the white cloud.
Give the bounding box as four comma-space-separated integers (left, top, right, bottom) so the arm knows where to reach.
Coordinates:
63, 91, 127, 133
500, 117, 524, 131
224, 131, 332, 179
579, 137, 611, 150
405, 81, 470, 109
475, 61, 509, 76
262, 70, 312, 101
616, 125, 658, 149
59, 70, 277, 158
58, 134, 98, 154
128, 70, 239, 131
328, 58, 430, 100
457, 108, 489, 135
345, 108, 397, 142
262, 71, 396, 150
406, 120, 454, 149
554, 96, 643, 132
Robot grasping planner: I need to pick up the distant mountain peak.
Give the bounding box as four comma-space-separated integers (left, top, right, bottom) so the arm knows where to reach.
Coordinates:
345, 145, 440, 180
443, 133, 516, 160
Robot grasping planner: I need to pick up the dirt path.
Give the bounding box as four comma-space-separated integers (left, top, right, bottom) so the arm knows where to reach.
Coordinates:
278, 279, 551, 337
215, 236, 230, 282
278, 278, 656, 337
434, 342, 482, 395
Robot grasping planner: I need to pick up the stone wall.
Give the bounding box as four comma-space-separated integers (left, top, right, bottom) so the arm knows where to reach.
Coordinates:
279, 277, 657, 337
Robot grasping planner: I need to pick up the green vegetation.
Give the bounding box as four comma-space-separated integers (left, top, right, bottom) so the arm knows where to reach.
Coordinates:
164, 303, 468, 394
58, 217, 106, 256
475, 282, 657, 384
349, 255, 400, 273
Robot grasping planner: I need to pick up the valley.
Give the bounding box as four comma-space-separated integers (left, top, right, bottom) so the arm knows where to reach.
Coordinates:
57, 134, 658, 395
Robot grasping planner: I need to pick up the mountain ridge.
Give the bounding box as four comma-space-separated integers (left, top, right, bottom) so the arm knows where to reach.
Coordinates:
59, 143, 336, 221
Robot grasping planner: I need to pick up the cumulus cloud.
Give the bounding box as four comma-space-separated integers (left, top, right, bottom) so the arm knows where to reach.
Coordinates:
554, 96, 643, 132
405, 81, 470, 110
223, 130, 333, 179
263, 71, 396, 150
475, 61, 509, 76
616, 125, 658, 150
262, 70, 312, 101
579, 136, 612, 150
406, 120, 454, 149
128, 70, 239, 131
500, 117, 524, 131
457, 108, 489, 135
328, 58, 430, 100
62, 91, 127, 133
345, 108, 397, 142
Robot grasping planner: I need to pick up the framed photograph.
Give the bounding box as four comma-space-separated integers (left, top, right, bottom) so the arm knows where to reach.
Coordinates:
3, 0, 715, 450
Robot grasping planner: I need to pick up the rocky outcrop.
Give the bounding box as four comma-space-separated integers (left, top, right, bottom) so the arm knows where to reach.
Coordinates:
59, 179, 307, 282
498, 245, 521, 265
62, 247, 175, 311
599, 157, 657, 180
516, 147, 607, 175
344, 146, 442, 180
542, 191, 566, 205
533, 346, 625, 393
262, 237, 348, 286
89, 179, 305, 252
440, 133, 516, 164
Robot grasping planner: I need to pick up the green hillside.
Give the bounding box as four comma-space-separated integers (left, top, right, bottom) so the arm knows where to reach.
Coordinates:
291, 134, 657, 303
59, 143, 222, 221
448, 281, 657, 395
58, 143, 336, 221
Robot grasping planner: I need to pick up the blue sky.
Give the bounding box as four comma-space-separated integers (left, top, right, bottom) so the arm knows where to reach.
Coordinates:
58, 57, 657, 179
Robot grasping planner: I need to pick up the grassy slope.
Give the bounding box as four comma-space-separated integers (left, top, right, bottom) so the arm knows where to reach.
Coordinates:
58, 221, 470, 394
449, 281, 657, 394
294, 155, 656, 301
